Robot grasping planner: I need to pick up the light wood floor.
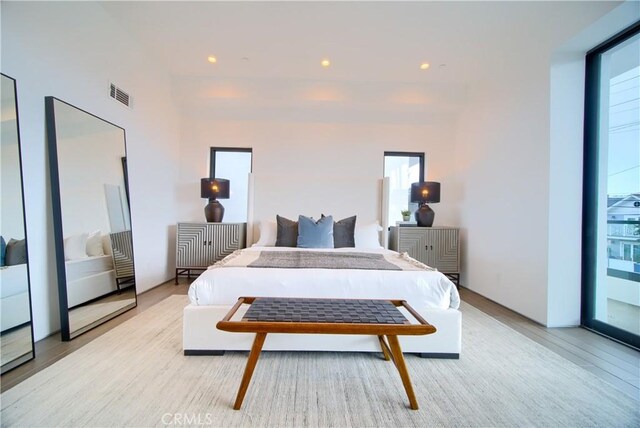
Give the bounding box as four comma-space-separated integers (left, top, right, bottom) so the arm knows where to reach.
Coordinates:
0, 325, 32, 367
69, 289, 136, 335
0, 279, 187, 392
460, 288, 640, 401
1, 281, 638, 402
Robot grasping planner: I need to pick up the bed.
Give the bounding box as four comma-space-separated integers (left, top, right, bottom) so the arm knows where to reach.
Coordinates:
0, 264, 31, 332
65, 255, 117, 308
62, 230, 135, 308
183, 246, 462, 358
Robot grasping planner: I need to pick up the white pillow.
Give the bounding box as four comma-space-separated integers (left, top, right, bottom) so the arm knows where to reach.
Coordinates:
253, 220, 277, 247
102, 235, 113, 256
354, 222, 383, 249
64, 233, 88, 261
86, 230, 104, 257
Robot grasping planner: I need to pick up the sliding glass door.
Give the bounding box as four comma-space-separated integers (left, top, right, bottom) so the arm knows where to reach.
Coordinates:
583, 22, 640, 349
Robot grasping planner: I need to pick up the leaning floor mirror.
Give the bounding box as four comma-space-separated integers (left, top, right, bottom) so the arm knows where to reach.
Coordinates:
1, 73, 35, 373
45, 97, 137, 341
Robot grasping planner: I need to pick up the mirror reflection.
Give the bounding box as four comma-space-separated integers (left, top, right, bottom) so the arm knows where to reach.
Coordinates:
46, 97, 136, 340
0, 73, 34, 373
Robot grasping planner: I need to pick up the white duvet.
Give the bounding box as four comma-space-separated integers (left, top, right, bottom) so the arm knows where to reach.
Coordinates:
0, 264, 29, 298
65, 255, 113, 282
188, 247, 460, 310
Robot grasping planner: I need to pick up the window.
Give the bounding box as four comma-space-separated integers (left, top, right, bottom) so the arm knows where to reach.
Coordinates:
582, 22, 639, 348
383, 152, 425, 225
209, 147, 252, 222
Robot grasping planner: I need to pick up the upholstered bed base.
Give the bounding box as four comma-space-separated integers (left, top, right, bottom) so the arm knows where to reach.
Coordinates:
183, 304, 461, 359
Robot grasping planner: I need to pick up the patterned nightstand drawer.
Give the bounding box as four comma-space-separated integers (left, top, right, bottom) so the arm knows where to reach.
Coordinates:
389, 226, 460, 285
175, 222, 246, 283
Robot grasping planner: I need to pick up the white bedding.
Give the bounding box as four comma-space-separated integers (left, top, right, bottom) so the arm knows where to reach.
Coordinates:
65, 255, 117, 308
1, 264, 30, 331
0, 264, 28, 298
188, 247, 460, 310
65, 255, 113, 282
66, 270, 117, 308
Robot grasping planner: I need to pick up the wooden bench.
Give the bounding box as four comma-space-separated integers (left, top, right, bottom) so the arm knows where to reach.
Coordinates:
216, 296, 437, 410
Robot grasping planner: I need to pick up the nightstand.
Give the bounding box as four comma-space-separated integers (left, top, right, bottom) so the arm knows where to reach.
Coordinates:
175, 222, 246, 284
389, 226, 460, 286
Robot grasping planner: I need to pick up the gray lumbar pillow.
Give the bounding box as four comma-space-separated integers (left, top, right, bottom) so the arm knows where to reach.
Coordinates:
297, 215, 334, 248
275, 215, 298, 247
5, 238, 27, 266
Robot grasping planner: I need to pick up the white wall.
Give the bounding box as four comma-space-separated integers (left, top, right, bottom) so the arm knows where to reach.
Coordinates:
176, 77, 461, 241
454, 1, 634, 325
1, 81, 25, 242
1, 2, 180, 340
56, 123, 126, 238
454, 67, 552, 324
547, 54, 586, 327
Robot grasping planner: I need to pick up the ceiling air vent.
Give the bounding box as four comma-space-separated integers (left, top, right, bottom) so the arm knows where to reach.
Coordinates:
109, 83, 132, 108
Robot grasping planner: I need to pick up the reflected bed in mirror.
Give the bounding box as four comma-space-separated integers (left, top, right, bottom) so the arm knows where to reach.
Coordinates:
45, 97, 137, 341
0, 73, 35, 373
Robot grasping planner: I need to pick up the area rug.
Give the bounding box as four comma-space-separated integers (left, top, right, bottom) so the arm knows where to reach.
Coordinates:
1, 296, 638, 427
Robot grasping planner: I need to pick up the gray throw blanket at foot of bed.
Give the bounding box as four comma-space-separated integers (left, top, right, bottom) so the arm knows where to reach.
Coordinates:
248, 251, 402, 270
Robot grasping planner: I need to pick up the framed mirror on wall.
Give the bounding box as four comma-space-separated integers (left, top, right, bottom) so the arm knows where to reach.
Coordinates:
0, 73, 35, 373
45, 97, 137, 341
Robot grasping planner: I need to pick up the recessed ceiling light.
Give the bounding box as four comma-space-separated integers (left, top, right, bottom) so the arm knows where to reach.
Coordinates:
207, 56, 217, 64
321, 59, 331, 68
420, 62, 430, 70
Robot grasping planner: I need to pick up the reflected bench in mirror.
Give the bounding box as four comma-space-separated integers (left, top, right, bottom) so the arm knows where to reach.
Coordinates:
45, 97, 137, 341
0, 73, 35, 373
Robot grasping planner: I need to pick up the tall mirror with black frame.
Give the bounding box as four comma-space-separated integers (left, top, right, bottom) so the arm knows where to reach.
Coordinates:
0, 73, 35, 372
45, 97, 137, 341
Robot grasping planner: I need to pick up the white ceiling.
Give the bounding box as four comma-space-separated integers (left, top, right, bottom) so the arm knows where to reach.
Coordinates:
100, 1, 619, 117
102, 1, 617, 82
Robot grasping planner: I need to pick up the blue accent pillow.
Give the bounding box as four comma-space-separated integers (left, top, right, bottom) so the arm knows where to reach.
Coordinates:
297, 215, 334, 248
0, 236, 5, 267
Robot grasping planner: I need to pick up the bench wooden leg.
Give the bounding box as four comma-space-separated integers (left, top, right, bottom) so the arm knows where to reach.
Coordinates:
233, 332, 267, 410
386, 335, 419, 410
378, 335, 392, 361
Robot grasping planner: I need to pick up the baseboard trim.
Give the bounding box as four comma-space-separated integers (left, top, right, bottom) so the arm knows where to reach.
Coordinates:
416, 352, 459, 359
184, 350, 225, 356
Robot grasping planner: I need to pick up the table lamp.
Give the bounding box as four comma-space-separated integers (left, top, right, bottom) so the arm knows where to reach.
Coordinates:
410, 182, 441, 227
201, 178, 230, 223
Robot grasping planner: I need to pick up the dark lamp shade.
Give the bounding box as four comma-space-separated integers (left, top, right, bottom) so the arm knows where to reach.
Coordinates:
200, 178, 230, 200
411, 181, 441, 204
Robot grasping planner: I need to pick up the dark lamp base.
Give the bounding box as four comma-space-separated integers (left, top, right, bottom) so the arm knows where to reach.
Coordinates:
204, 199, 225, 223
415, 204, 435, 227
